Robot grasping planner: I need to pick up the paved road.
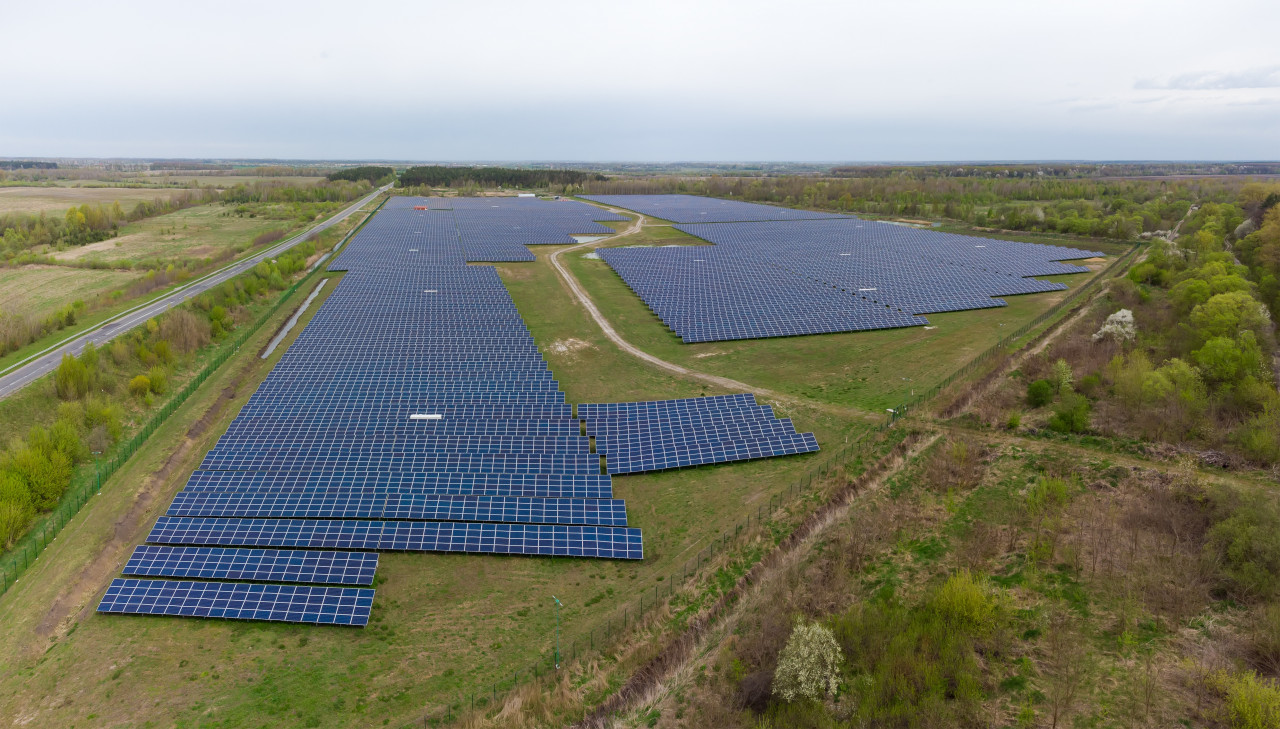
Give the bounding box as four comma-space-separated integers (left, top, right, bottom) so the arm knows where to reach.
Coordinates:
0, 184, 390, 400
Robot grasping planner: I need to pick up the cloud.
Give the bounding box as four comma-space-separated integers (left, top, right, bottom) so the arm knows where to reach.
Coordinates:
1136, 65, 1280, 90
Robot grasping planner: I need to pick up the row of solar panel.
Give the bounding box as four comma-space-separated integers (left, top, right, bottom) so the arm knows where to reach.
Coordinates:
591, 195, 1103, 342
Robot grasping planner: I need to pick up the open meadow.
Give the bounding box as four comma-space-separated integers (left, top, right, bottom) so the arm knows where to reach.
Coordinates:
52, 203, 299, 265
0, 186, 187, 216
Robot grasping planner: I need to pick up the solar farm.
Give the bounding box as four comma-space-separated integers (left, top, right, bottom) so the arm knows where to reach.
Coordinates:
0, 188, 1122, 727
95, 196, 820, 627
582, 195, 1104, 343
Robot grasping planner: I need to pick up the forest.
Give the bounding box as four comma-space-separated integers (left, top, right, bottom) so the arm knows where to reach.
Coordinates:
327, 166, 395, 184
398, 165, 605, 189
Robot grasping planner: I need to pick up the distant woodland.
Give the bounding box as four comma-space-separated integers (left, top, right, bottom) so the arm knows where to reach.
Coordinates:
398, 165, 605, 190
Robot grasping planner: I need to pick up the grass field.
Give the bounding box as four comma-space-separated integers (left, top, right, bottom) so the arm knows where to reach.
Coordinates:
52, 204, 297, 265
0, 186, 186, 216
0, 265, 139, 318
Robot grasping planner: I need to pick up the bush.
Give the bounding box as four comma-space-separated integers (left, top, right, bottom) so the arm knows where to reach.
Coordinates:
1047, 392, 1091, 433
0, 471, 33, 548
147, 367, 168, 395
54, 352, 91, 400
160, 309, 211, 354
772, 621, 843, 703
1027, 379, 1055, 407
1205, 488, 1280, 600
1217, 671, 1280, 729
128, 375, 151, 398
932, 570, 995, 631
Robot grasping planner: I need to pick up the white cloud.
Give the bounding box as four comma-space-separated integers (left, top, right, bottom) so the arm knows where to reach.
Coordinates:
1137, 65, 1280, 90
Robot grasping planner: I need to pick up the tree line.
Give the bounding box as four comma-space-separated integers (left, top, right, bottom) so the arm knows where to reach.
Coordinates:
398, 166, 605, 189
327, 166, 395, 184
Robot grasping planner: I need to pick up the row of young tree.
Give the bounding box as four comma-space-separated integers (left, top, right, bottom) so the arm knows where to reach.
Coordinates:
0, 237, 321, 549
579, 175, 1250, 240
398, 166, 605, 189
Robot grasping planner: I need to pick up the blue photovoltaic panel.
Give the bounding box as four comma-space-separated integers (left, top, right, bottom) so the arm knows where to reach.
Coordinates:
97, 578, 373, 626
146, 517, 644, 560
167, 493, 629, 526
122, 545, 378, 585
103, 194, 658, 628
582, 195, 1105, 343
581, 394, 820, 474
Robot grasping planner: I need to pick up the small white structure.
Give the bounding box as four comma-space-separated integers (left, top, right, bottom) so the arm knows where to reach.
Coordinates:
517, 193, 536, 198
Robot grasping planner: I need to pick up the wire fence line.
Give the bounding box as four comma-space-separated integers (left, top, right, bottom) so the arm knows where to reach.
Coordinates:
0, 197, 385, 598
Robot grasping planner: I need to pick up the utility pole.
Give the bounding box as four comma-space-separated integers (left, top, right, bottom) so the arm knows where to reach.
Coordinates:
552, 595, 563, 669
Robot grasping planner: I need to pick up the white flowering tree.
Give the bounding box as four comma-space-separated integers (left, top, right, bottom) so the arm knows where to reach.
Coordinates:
772, 620, 844, 702
1093, 309, 1136, 343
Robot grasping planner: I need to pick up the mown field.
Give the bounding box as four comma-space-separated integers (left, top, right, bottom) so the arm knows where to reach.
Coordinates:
52, 203, 295, 265
0, 186, 187, 216
0, 265, 139, 319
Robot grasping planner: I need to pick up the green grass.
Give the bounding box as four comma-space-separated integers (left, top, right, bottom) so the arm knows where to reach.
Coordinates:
564, 247, 1113, 412
51, 203, 302, 265
0, 244, 873, 728
0, 186, 188, 216
0, 264, 140, 319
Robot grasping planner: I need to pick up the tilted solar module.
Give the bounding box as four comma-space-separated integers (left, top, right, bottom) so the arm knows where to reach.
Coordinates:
147, 517, 644, 560
97, 578, 374, 626
122, 545, 378, 585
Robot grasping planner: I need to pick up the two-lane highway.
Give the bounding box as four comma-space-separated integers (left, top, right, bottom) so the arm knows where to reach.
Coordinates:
0, 184, 390, 400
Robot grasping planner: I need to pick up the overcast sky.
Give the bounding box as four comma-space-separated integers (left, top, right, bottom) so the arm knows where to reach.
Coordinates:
4, 0, 1279, 161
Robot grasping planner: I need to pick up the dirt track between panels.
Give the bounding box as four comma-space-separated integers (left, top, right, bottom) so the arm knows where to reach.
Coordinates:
552, 205, 880, 424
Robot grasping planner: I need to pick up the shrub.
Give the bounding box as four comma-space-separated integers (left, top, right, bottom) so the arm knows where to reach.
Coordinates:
1053, 358, 1074, 393
54, 352, 91, 400
1217, 670, 1280, 729
772, 621, 844, 703
147, 367, 168, 395
1048, 392, 1091, 433
153, 339, 173, 365
109, 340, 130, 365
1205, 488, 1280, 600
1027, 379, 1055, 407
0, 471, 33, 548
160, 309, 211, 354
129, 375, 151, 398
932, 570, 996, 632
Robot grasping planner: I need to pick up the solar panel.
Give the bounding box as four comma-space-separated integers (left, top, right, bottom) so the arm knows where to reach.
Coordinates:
122, 545, 378, 585
582, 195, 1104, 343
146, 517, 644, 560
580, 394, 820, 474
97, 578, 374, 626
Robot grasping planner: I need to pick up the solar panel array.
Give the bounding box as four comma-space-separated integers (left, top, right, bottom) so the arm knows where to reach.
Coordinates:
100, 195, 644, 628
590, 195, 1105, 343
329, 196, 625, 266
580, 393, 820, 474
